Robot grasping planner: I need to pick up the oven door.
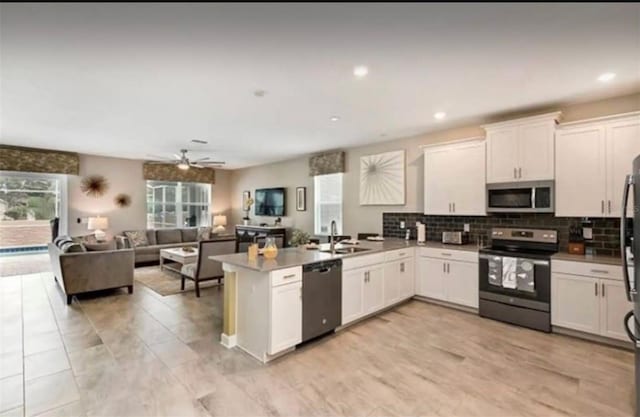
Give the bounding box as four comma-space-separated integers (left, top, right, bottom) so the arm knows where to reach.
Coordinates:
486, 181, 554, 213
479, 252, 551, 311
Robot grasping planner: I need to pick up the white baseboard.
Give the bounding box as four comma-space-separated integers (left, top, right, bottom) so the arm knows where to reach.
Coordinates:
220, 333, 237, 348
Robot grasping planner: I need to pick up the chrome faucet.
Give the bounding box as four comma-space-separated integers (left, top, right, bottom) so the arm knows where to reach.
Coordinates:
329, 220, 338, 254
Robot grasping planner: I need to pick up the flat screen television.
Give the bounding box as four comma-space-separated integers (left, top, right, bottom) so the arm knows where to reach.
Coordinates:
254, 187, 285, 217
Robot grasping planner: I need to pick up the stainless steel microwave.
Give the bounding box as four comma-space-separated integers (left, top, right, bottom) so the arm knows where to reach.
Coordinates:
486, 181, 554, 213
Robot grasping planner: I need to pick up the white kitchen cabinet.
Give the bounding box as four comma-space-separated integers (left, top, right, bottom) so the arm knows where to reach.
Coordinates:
363, 265, 385, 315
269, 281, 302, 354
551, 273, 600, 334
484, 112, 560, 183
341, 268, 365, 325
384, 257, 415, 306
600, 279, 630, 341
556, 112, 640, 218
551, 261, 634, 342
424, 139, 486, 216
447, 260, 479, 309
416, 257, 447, 300
416, 249, 478, 309
607, 117, 640, 217
555, 125, 606, 217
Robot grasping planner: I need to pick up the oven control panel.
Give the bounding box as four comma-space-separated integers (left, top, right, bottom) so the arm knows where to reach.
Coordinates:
491, 228, 557, 243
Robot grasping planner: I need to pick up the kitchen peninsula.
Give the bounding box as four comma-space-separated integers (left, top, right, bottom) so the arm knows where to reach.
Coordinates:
210, 238, 479, 362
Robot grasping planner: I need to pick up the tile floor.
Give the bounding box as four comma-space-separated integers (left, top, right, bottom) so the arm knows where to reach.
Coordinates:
0, 269, 635, 417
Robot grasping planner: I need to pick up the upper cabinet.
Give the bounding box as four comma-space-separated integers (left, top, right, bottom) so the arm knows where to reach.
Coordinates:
424, 138, 486, 216
556, 112, 640, 218
484, 112, 561, 184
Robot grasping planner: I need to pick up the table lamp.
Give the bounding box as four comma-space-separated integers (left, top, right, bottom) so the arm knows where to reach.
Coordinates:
88, 216, 109, 241
212, 214, 227, 234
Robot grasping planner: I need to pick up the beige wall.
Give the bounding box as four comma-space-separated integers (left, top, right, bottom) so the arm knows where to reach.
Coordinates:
229, 92, 640, 237
67, 154, 232, 238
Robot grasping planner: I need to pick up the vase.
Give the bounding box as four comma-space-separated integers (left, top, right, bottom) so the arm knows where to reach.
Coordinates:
243, 219, 249, 226
262, 237, 279, 259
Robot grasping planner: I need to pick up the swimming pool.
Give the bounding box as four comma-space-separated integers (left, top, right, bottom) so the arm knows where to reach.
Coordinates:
0, 245, 47, 257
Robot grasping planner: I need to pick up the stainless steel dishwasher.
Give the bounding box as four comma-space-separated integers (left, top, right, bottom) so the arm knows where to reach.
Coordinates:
302, 259, 342, 343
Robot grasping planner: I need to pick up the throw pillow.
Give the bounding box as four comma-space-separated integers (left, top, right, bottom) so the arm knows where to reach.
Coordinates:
124, 230, 149, 247
84, 241, 116, 251
197, 226, 211, 241
181, 228, 198, 242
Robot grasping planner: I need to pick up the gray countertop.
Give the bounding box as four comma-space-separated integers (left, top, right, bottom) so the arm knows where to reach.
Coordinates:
551, 252, 626, 266
211, 239, 480, 272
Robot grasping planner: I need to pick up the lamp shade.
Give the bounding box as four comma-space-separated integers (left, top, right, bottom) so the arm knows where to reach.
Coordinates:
87, 216, 109, 231
213, 215, 227, 227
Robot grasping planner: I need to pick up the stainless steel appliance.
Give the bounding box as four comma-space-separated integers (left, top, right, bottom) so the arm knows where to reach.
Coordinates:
486, 180, 554, 213
621, 155, 640, 417
302, 259, 342, 343
479, 227, 558, 332
442, 231, 469, 245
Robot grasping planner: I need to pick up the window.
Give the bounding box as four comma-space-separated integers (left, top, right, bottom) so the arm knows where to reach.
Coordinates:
314, 173, 343, 235
146, 181, 211, 228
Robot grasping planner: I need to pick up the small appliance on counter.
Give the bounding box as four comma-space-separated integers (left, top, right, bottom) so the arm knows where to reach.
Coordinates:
442, 231, 469, 245
417, 223, 426, 245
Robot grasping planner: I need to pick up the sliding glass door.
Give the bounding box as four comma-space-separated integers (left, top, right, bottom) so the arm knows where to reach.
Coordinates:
0, 172, 67, 250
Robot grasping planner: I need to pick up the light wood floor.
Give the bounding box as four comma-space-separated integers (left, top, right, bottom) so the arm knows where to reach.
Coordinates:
0, 270, 635, 417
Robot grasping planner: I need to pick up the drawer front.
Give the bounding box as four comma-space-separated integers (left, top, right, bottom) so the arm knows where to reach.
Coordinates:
384, 248, 415, 262
552, 260, 623, 281
418, 247, 478, 263
271, 266, 302, 287
342, 253, 385, 271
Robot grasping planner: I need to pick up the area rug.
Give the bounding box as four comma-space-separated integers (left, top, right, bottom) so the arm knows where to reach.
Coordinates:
134, 266, 221, 297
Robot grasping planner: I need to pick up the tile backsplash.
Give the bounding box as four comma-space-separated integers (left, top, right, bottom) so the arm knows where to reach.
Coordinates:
382, 212, 628, 257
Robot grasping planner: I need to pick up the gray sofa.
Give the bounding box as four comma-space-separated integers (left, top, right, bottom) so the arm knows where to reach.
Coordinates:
116, 228, 234, 265
48, 242, 135, 304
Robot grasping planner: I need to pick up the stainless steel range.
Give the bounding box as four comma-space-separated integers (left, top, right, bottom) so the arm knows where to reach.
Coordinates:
478, 227, 558, 332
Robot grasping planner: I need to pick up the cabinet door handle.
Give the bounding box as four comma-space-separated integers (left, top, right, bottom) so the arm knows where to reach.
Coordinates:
518, 167, 522, 179
591, 269, 609, 274
283, 274, 297, 280
602, 283, 605, 298
441, 253, 452, 257
446, 263, 450, 274
448, 203, 452, 213
608, 200, 611, 214
452, 202, 455, 213
400, 262, 405, 273
601, 200, 605, 214
513, 168, 517, 179
443, 262, 446, 273
595, 282, 598, 296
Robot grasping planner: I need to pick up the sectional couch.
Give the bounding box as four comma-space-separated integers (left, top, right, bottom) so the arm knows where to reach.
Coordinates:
116, 227, 234, 265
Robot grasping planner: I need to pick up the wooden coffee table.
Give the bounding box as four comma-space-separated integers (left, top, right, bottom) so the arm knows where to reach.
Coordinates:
159, 247, 198, 274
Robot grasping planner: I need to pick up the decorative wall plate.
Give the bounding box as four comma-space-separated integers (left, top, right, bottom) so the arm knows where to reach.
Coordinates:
114, 193, 132, 208
359, 150, 405, 205
80, 175, 109, 198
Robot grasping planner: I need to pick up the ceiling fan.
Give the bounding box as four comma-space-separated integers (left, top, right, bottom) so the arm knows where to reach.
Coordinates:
146, 149, 225, 170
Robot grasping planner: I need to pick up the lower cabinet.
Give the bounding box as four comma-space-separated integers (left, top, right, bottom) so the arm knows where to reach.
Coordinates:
384, 258, 415, 306
551, 261, 633, 342
341, 251, 416, 326
269, 281, 302, 354
416, 251, 478, 309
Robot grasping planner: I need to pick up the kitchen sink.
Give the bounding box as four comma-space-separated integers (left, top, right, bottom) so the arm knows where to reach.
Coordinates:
320, 246, 371, 255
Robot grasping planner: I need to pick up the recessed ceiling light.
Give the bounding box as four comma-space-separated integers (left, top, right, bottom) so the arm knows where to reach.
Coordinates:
353, 66, 369, 78
253, 89, 266, 97
191, 139, 208, 144
330, 116, 340, 122
434, 112, 447, 120
597, 72, 616, 82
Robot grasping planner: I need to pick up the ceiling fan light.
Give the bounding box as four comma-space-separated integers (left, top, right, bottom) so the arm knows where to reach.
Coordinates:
177, 162, 190, 170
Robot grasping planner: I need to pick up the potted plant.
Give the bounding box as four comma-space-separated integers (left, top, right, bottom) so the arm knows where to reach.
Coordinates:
289, 229, 311, 248
243, 197, 254, 225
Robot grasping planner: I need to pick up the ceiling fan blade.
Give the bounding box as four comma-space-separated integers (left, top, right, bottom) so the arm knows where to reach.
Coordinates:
146, 154, 175, 161
193, 157, 210, 162
173, 154, 182, 160
146, 161, 175, 165
190, 163, 205, 168
200, 161, 226, 165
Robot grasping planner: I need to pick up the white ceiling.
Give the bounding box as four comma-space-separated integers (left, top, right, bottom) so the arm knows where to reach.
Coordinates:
1, 3, 639, 169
